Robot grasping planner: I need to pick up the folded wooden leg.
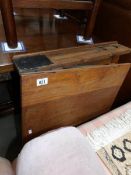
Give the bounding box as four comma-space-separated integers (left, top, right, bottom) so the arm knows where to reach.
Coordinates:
1, 0, 18, 48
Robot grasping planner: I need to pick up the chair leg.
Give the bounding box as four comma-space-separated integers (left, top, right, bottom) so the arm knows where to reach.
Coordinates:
1, 0, 18, 48
84, 0, 102, 39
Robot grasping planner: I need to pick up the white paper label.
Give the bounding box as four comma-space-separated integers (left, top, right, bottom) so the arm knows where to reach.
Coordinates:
28, 129, 33, 135
37, 78, 48, 86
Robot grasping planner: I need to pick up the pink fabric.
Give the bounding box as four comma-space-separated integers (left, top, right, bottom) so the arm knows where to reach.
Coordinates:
0, 157, 14, 175
16, 127, 107, 175
12, 159, 17, 175
1, 103, 130, 175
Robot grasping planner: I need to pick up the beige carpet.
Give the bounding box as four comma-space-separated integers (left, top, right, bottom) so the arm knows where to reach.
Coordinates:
84, 109, 131, 175
98, 132, 131, 175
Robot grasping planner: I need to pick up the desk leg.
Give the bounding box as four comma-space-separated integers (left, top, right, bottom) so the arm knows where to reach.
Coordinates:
1, 0, 18, 48
84, 0, 102, 39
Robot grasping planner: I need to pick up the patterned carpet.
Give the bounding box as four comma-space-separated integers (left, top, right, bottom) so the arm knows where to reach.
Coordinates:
86, 109, 131, 175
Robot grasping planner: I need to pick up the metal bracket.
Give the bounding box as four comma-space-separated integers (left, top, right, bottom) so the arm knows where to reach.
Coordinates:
0, 41, 26, 53
76, 35, 94, 44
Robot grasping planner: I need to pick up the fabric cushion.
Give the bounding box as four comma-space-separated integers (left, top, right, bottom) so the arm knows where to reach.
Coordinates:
0, 157, 14, 175
16, 127, 107, 175
105, 0, 131, 11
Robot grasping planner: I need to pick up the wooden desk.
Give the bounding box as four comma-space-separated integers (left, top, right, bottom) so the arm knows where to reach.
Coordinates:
0, 53, 14, 73
0, 0, 101, 48
0, 8, 87, 73
13, 42, 131, 141
1, 41, 131, 74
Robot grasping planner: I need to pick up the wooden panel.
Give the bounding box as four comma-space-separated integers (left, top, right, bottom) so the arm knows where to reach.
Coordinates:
14, 41, 131, 62
46, 43, 130, 65
20, 63, 130, 141
0, 53, 13, 74
13, 42, 131, 73
12, 0, 93, 9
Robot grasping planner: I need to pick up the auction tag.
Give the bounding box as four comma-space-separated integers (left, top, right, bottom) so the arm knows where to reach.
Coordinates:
37, 78, 48, 86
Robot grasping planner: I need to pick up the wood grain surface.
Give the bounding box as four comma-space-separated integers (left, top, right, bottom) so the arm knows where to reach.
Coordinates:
0, 0, 96, 48
13, 42, 131, 73
20, 63, 130, 141
12, 0, 93, 9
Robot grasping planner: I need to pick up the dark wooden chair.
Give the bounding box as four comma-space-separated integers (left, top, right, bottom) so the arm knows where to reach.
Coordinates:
0, 0, 102, 48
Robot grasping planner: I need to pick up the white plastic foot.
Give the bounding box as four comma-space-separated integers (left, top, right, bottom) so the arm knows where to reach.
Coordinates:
76, 35, 94, 44
54, 14, 68, 20
0, 41, 26, 53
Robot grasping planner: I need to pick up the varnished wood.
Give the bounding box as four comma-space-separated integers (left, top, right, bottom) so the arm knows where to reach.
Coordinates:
13, 42, 131, 73
0, 0, 18, 48
84, 0, 102, 38
0, 53, 14, 73
0, 9, 83, 74
1, 41, 130, 74
0, 0, 101, 47
13, 42, 131, 141
12, 0, 93, 10
0, 37, 130, 73
19, 64, 130, 141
